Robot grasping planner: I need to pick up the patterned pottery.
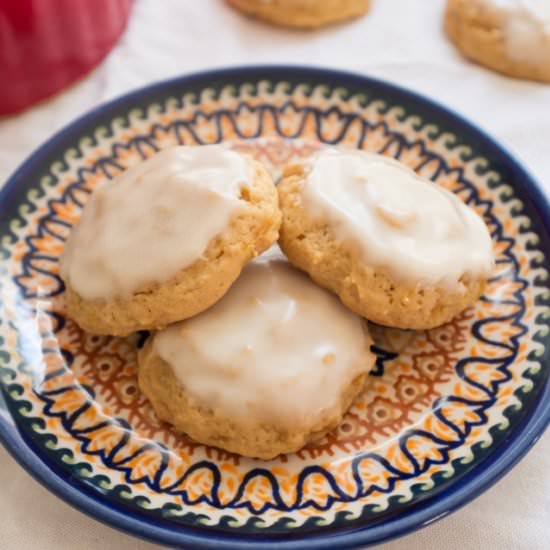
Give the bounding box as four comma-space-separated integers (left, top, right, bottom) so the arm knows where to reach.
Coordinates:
0, 67, 548, 549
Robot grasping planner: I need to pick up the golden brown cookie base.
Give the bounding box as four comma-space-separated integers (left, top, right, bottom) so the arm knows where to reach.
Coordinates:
444, 0, 550, 83
137, 338, 371, 460
226, 0, 370, 29
277, 164, 487, 330
63, 159, 281, 336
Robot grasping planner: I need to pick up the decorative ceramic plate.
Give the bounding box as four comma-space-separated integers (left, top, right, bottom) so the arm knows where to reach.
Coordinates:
0, 67, 549, 549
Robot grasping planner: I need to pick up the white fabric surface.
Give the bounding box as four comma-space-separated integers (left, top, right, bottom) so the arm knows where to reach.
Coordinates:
0, 0, 549, 548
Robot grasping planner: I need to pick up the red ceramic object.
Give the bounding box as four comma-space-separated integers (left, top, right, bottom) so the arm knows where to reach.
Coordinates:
0, 0, 132, 115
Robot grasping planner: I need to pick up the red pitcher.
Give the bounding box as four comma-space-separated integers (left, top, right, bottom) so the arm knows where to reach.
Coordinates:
0, 0, 132, 115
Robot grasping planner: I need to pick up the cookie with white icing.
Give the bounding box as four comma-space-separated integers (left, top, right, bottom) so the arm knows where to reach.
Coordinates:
60, 145, 281, 336
278, 149, 494, 330
226, 0, 370, 29
445, 0, 550, 82
138, 252, 375, 459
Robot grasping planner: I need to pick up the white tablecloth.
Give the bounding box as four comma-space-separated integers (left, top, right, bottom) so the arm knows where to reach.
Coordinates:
0, 1, 549, 548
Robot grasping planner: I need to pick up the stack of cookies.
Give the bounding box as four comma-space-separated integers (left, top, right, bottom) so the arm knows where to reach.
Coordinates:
60, 144, 494, 459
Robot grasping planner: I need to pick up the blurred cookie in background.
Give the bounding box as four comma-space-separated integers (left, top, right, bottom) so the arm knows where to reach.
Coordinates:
226, 0, 371, 29
445, 0, 550, 83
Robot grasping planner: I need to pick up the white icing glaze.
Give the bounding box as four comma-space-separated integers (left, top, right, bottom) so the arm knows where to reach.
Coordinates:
153, 250, 374, 428
301, 148, 494, 287
60, 145, 250, 300
490, 0, 550, 64
491, 0, 550, 20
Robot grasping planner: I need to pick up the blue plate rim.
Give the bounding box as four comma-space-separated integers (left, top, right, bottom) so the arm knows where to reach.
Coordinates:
0, 64, 549, 549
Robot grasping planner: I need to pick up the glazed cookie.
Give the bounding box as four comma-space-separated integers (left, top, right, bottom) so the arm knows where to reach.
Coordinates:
226, 0, 370, 29
445, 0, 550, 83
60, 145, 281, 336
138, 251, 375, 459
278, 149, 494, 330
